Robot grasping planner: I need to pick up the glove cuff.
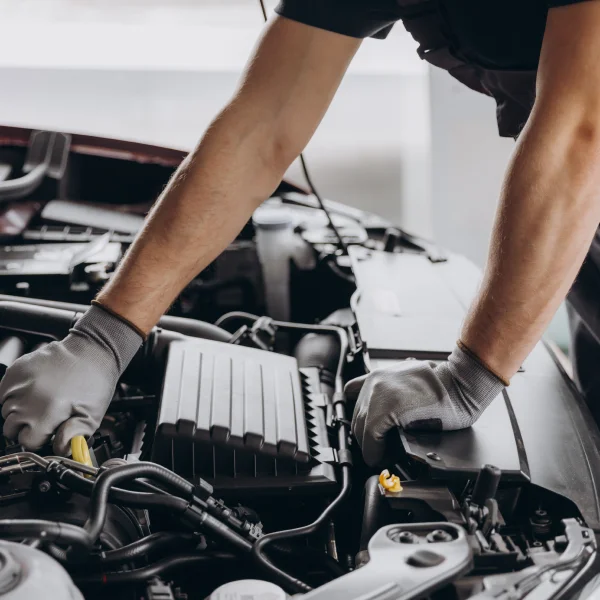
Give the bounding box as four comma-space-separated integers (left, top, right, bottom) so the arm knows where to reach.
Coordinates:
91, 300, 147, 340
72, 305, 144, 373
456, 340, 510, 386
447, 343, 506, 410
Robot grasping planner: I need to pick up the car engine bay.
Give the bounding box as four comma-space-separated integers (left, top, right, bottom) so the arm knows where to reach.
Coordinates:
0, 129, 598, 599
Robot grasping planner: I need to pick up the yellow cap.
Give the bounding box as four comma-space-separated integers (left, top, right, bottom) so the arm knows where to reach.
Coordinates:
71, 435, 93, 468
379, 469, 402, 493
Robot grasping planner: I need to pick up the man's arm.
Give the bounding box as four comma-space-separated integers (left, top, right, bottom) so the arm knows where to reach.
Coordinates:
461, 1, 600, 381
349, 1, 600, 466
98, 16, 361, 333
0, 17, 362, 452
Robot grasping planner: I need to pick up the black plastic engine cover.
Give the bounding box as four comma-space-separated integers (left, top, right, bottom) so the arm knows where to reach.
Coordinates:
350, 247, 600, 531
152, 339, 337, 495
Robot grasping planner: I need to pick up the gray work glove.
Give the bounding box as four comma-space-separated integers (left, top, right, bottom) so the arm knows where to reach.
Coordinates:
0, 305, 143, 455
347, 344, 506, 466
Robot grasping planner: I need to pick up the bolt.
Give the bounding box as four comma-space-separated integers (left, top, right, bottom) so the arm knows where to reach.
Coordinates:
388, 528, 418, 544
427, 529, 453, 543
38, 481, 51, 493
427, 452, 441, 461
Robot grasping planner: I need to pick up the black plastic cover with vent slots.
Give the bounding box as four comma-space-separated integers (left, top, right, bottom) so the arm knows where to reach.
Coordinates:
151, 339, 338, 495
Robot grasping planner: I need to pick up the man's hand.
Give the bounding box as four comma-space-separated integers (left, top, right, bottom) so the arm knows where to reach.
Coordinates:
0, 306, 142, 454
347, 345, 505, 466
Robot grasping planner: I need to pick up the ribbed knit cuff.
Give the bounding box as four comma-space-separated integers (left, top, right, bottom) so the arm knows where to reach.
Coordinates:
456, 340, 510, 386
448, 344, 506, 407
91, 300, 147, 341
73, 305, 143, 373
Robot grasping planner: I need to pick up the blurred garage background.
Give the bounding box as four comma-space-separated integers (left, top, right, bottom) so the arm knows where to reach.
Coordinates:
0, 0, 568, 347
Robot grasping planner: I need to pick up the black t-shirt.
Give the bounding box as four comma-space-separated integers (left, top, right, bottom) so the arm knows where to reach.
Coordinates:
275, 0, 588, 70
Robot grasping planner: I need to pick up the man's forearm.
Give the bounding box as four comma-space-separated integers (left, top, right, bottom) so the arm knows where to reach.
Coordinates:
94, 16, 359, 334
462, 111, 600, 381
96, 103, 286, 334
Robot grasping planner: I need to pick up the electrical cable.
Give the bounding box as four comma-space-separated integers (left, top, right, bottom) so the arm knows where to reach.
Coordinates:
257, 0, 268, 20
256, 0, 349, 256
299, 154, 350, 255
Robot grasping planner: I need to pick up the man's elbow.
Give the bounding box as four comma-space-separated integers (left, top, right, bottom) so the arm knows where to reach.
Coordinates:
570, 115, 600, 151
530, 97, 600, 187
534, 92, 600, 153
263, 130, 304, 180
564, 115, 600, 195
244, 134, 298, 205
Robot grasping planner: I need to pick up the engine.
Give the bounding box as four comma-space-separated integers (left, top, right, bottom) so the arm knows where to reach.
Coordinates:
0, 129, 597, 600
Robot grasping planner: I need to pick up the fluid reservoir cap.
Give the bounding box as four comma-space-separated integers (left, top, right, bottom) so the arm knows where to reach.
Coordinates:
253, 204, 294, 230
207, 579, 287, 600
0, 549, 21, 594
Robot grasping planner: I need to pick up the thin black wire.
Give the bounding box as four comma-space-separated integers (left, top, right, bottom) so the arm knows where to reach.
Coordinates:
257, 0, 268, 20
299, 155, 350, 255
256, 0, 349, 256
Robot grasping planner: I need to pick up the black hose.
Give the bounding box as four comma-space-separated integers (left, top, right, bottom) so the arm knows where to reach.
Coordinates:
52, 464, 190, 514
359, 475, 387, 552
294, 310, 353, 391
251, 466, 351, 593
99, 532, 198, 565
83, 463, 194, 543
0, 301, 78, 340
75, 552, 237, 586
0, 520, 91, 552
0, 296, 232, 342
58, 462, 252, 559
214, 311, 262, 329
294, 333, 340, 381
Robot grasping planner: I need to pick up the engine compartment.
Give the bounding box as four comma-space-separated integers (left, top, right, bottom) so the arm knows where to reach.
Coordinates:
0, 128, 597, 599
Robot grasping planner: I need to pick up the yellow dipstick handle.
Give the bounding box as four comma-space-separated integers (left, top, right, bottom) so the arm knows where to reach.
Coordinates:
379, 469, 402, 493
71, 435, 93, 468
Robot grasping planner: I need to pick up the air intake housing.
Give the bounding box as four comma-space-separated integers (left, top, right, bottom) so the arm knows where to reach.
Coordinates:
151, 339, 338, 496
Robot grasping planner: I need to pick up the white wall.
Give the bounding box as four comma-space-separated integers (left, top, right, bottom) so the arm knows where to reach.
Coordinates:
429, 67, 514, 267
0, 0, 431, 236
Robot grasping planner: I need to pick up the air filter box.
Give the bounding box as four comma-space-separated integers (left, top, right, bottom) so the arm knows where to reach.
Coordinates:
151, 339, 337, 496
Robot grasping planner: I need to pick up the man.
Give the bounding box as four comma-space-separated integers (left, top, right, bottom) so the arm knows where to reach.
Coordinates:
1, 0, 600, 467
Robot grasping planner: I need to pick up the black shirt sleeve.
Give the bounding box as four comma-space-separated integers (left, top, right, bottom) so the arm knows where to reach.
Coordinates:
547, 0, 597, 6
274, 0, 401, 39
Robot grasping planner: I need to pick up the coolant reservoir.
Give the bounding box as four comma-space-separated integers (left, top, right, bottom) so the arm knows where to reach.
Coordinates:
252, 201, 294, 321
207, 579, 287, 600
0, 541, 82, 599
